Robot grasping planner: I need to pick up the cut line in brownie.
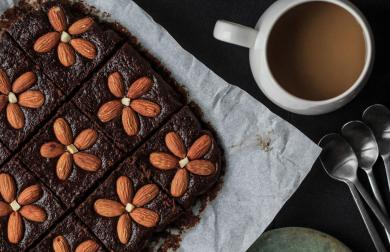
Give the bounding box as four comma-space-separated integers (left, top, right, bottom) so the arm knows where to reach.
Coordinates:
73, 43, 183, 153
7, 1, 122, 95
0, 32, 64, 151
19, 102, 125, 208
0, 159, 64, 251
0, 141, 10, 165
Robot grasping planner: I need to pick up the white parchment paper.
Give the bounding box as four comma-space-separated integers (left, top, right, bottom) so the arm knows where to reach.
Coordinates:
1, 1, 322, 251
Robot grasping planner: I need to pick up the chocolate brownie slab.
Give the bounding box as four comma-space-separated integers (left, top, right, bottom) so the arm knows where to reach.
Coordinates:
19, 103, 124, 208
73, 43, 183, 152
0, 32, 63, 151
8, 1, 121, 95
0, 159, 64, 251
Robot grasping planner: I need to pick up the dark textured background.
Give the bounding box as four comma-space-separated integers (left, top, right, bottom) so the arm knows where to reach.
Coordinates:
134, 1, 390, 251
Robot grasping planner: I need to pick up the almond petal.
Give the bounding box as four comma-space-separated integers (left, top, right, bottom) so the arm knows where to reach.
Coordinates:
56, 152, 73, 181
165, 132, 186, 159
187, 135, 212, 160
0, 173, 16, 203
7, 212, 23, 244
116, 176, 133, 205
117, 213, 132, 245
58, 42, 76, 67
68, 17, 94, 35
6, 103, 25, 129
0, 69, 10, 95
19, 204, 47, 222
0, 201, 12, 217
53, 118, 73, 146
186, 160, 215, 176
94, 199, 125, 217
108, 72, 125, 98
70, 38, 96, 60
53, 235, 70, 252
130, 99, 160, 117
149, 152, 178, 170
127, 77, 153, 99
130, 208, 159, 228
97, 100, 122, 122
133, 184, 159, 207
75, 239, 100, 252
74, 129, 98, 150
40, 142, 65, 158
12, 71, 37, 94
18, 90, 45, 108
0, 94, 7, 113
17, 184, 42, 206
170, 169, 189, 197
122, 107, 139, 136
34, 32, 60, 53
48, 6, 67, 32
73, 152, 101, 172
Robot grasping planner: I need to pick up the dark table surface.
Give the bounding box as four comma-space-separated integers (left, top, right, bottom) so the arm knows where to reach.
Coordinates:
134, 0, 390, 251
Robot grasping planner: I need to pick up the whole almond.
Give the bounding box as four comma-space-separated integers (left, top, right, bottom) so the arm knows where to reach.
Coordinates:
40, 141, 65, 158
8, 212, 23, 244
108, 72, 125, 98
74, 129, 98, 150
116, 176, 133, 206
187, 135, 212, 160
68, 17, 94, 35
19, 205, 47, 222
0, 201, 12, 217
133, 184, 159, 207
127, 77, 152, 99
186, 160, 215, 176
56, 152, 73, 181
17, 184, 42, 206
0, 69, 10, 95
34, 32, 60, 53
73, 152, 101, 172
48, 7, 67, 32
0, 95, 7, 113
130, 99, 160, 117
6, 103, 25, 129
18, 91, 45, 108
0, 173, 16, 203
12, 71, 37, 94
98, 100, 122, 122
122, 107, 139, 136
149, 152, 178, 170
70, 38, 96, 60
53, 235, 70, 252
117, 214, 132, 245
170, 169, 189, 197
94, 199, 125, 217
130, 207, 159, 228
58, 42, 76, 67
165, 132, 186, 159
54, 118, 73, 146
75, 239, 100, 252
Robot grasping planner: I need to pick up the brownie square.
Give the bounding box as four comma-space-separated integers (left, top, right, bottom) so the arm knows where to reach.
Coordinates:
73, 43, 183, 152
0, 141, 10, 165
31, 214, 104, 252
132, 106, 222, 208
19, 103, 124, 208
76, 158, 182, 251
0, 159, 64, 251
0, 32, 63, 151
7, 1, 121, 95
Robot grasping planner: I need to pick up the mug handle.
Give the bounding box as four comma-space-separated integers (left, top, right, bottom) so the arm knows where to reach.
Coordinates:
213, 20, 258, 48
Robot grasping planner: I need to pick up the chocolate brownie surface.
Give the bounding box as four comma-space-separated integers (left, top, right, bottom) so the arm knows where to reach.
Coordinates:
0, 141, 10, 165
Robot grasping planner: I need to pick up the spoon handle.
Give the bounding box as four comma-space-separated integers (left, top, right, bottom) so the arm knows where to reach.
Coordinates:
383, 156, 390, 192
367, 169, 388, 215
348, 183, 387, 252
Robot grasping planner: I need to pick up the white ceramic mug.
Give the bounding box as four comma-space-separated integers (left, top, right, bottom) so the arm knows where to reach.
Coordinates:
213, 0, 374, 115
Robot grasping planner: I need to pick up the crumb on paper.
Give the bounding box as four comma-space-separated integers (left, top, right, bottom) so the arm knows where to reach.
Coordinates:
257, 130, 273, 152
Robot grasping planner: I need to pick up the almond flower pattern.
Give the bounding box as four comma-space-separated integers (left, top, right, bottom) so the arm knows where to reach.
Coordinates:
97, 72, 161, 136
0, 69, 45, 129
52, 235, 100, 252
0, 173, 47, 244
149, 132, 216, 197
94, 176, 160, 244
40, 118, 102, 181
33, 6, 96, 67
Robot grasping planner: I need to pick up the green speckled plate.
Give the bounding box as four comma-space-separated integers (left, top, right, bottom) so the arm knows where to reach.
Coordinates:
247, 227, 351, 252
